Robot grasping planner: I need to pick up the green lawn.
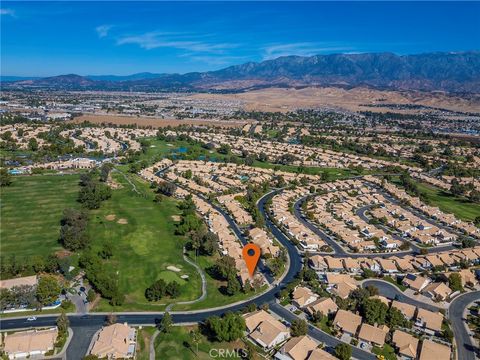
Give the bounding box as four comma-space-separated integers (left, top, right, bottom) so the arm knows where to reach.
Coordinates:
138, 138, 227, 165
372, 344, 397, 360
155, 325, 246, 360
415, 182, 480, 222
0, 174, 80, 258
314, 316, 333, 335
391, 177, 480, 222
251, 160, 361, 179
89, 171, 202, 312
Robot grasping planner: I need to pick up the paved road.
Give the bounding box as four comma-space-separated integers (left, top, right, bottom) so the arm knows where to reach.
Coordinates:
448, 291, 480, 360
354, 204, 422, 253
362, 279, 440, 312
293, 196, 411, 259
355, 199, 458, 254
294, 195, 457, 258
293, 196, 349, 255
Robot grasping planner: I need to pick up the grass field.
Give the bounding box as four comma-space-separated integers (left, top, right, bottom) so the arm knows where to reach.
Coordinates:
415, 182, 480, 222
89, 170, 202, 312
0, 174, 80, 258
140, 137, 360, 181
138, 137, 238, 165
154, 325, 246, 360
391, 177, 480, 222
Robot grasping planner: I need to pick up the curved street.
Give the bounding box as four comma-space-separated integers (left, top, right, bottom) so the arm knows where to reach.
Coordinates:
361, 279, 440, 312
293, 195, 457, 259
448, 291, 480, 360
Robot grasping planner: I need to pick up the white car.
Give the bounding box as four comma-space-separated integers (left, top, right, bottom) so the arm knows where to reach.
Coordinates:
26, 316, 37, 321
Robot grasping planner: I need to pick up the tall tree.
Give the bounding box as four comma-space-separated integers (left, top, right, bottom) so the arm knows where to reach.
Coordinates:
205, 312, 246, 342
0, 168, 12, 187
36, 275, 61, 305
448, 273, 463, 292
226, 274, 241, 296
190, 329, 201, 355
160, 312, 172, 333
335, 343, 352, 360
290, 319, 308, 337
362, 298, 388, 325
59, 208, 89, 251
56, 311, 69, 334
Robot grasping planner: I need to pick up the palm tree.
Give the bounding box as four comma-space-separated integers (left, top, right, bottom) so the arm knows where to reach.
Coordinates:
190, 329, 201, 356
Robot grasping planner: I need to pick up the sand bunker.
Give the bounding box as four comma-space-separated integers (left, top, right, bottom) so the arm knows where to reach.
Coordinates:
117, 218, 128, 224
105, 214, 116, 221
167, 265, 181, 272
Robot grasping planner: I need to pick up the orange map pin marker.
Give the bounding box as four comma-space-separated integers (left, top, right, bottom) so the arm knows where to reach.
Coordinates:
243, 243, 261, 277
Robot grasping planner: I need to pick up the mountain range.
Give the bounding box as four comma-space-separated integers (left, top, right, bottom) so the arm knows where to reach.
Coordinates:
3, 51, 480, 93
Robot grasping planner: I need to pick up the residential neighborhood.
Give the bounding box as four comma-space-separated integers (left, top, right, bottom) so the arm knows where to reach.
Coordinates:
1, 5, 479, 358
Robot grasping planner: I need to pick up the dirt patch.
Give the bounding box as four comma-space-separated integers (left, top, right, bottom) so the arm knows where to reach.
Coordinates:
55, 250, 73, 258
117, 218, 128, 224
171, 215, 181, 222
88, 293, 101, 311
105, 214, 116, 221
188, 86, 480, 113
70, 114, 251, 128
107, 174, 123, 190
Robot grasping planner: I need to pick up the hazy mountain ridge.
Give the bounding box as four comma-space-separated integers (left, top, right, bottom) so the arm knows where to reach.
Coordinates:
86, 72, 166, 82
3, 51, 480, 93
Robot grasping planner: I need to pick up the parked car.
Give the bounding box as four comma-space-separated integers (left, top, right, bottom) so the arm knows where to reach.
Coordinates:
27, 316, 37, 321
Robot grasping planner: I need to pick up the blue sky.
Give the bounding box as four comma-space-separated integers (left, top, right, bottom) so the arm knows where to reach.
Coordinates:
1, 1, 479, 76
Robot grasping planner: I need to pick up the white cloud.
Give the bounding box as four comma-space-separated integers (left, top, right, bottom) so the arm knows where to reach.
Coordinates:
116, 31, 236, 54
96, 25, 113, 38
262, 42, 353, 60
1, 8, 15, 17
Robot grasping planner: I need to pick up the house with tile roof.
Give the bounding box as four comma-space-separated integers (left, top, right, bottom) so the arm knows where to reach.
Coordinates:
392, 330, 419, 360
89, 323, 136, 359
243, 310, 290, 349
